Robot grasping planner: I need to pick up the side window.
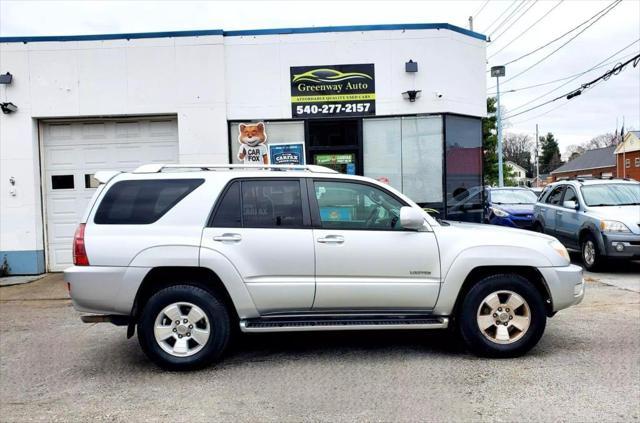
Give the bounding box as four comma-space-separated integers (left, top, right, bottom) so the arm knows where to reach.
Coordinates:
563, 187, 578, 206
546, 186, 565, 205
94, 179, 204, 224
313, 180, 405, 230
211, 181, 241, 227
241, 180, 303, 228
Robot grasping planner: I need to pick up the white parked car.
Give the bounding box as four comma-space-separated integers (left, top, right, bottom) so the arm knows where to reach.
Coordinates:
65, 164, 584, 370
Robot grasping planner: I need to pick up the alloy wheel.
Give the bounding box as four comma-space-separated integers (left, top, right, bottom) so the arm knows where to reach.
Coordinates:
476, 290, 531, 344
153, 302, 210, 357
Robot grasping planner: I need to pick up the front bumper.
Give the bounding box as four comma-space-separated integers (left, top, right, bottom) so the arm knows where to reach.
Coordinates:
538, 264, 584, 312
488, 215, 535, 230
601, 232, 640, 258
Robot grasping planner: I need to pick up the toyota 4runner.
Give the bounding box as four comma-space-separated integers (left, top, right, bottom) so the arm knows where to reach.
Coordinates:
65, 164, 584, 370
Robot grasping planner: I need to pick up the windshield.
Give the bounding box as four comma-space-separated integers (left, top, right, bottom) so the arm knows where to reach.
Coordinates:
581, 183, 640, 206
490, 189, 538, 204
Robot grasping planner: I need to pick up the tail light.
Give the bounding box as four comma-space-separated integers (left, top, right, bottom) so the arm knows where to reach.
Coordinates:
73, 223, 89, 266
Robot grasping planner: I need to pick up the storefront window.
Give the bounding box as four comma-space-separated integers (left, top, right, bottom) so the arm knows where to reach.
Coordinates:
230, 121, 305, 165
401, 116, 443, 204
363, 118, 402, 190
444, 115, 483, 222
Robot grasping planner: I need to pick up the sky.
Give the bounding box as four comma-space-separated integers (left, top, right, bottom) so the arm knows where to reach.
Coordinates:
1, 0, 639, 157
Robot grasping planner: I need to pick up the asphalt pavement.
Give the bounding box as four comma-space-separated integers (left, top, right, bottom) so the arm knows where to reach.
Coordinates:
1, 269, 639, 422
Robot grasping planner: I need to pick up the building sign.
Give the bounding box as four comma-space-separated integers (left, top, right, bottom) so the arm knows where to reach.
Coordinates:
269, 143, 305, 165
290, 64, 375, 118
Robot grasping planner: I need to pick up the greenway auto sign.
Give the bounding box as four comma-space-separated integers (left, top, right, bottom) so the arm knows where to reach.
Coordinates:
290, 64, 375, 118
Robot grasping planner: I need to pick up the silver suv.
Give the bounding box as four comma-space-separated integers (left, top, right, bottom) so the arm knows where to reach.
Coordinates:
65, 164, 584, 370
533, 179, 640, 271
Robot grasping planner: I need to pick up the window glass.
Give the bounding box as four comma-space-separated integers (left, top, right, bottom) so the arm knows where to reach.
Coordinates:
580, 184, 640, 206
52, 175, 74, 190
94, 179, 203, 224
402, 116, 443, 204
314, 181, 405, 230
241, 180, 303, 228
490, 189, 538, 204
546, 186, 565, 205
211, 181, 241, 227
230, 121, 305, 165
363, 118, 402, 190
563, 187, 578, 205
84, 174, 100, 189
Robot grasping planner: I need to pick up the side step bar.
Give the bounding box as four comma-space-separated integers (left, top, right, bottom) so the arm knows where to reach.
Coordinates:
240, 316, 449, 333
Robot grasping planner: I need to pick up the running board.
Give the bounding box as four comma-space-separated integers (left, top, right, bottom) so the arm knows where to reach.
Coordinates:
240, 316, 449, 332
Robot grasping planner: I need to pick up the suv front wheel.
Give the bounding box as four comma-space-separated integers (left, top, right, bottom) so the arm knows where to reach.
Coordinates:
459, 274, 546, 358
137, 285, 231, 370
581, 233, 603, 271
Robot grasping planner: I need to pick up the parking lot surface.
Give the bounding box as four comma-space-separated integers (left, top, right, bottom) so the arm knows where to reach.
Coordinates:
1, 267, 639, 422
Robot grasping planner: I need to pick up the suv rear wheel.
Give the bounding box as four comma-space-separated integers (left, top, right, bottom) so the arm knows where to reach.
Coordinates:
459, 274, 546, 358
138, 285, 230, 370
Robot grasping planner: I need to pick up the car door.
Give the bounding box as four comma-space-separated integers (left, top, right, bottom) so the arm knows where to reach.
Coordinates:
541, 185, 566, 237
201, 178, 315, 314
309, 179, 441, 311
555, 185, 581, 248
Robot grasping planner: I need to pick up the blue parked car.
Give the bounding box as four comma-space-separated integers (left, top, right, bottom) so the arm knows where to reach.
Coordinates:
484, 187, 539, 230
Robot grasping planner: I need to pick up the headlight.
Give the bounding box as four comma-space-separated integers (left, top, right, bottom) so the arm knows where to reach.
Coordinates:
490, 207, 509, 217
549, 239, 570, 263
599, 220, 631, 233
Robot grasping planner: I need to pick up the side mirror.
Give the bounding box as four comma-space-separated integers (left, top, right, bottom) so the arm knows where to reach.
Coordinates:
400, 206, 425, 230
563, 200, 579, 210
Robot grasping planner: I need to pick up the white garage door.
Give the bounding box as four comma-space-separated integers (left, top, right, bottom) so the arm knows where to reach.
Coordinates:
42, 118, 179, 271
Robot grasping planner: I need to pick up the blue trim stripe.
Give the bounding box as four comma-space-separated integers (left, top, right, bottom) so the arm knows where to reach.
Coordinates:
0, 23, 485, 43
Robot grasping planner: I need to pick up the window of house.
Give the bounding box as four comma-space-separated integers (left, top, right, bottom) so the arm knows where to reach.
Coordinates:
626, 159, 631, 168
635, 158, 640, 167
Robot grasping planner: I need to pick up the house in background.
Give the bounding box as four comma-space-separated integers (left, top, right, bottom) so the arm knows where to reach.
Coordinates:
614, 130, 640, 180
505, 161, 528, 186
550, 145, 616, 181
531, 173, 550, 187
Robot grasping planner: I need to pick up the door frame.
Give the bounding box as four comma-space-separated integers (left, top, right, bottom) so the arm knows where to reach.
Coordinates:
305, 118, 363, 175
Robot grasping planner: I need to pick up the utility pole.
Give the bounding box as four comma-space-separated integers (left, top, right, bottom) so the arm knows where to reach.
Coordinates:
536, 123, 541, 187
491, 66, 506, 187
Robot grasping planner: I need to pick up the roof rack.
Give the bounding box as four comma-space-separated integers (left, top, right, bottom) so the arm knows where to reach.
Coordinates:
133, 163, 338, 174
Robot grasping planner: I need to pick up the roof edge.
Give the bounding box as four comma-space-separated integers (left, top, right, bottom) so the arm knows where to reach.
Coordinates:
0, 23, 486, 43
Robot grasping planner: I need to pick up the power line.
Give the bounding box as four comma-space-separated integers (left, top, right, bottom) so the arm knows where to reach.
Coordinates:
489, 0, 530, 39
505, 38, 640, 110
499, 0, 619, 68
483, 1, 521, 34
473, 0, 491, 19
491, 0, 539, 43
499, 0, 623, 85
488, 0, 564, 58
503, 53, 640, 120
488, 50, 639, 95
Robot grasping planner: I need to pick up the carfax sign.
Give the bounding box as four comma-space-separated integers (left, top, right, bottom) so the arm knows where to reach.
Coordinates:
290, 64, 375, 118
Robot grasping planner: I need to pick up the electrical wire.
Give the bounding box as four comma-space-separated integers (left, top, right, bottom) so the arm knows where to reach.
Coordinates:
499, 0, 623, 85
505, 38, 640, 109
473, 0, 491, 19
491, 0, 538, 43
489, 0, 530, 39
500, 0, 620, 68
483, 1, 521, 34
488, 0, 564, 58
488, 50, 639, 95
502, 53, 640, 120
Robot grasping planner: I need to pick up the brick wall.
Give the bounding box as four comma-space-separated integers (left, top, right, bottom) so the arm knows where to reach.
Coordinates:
551, 165, 617, 181
617, 151, 640, 180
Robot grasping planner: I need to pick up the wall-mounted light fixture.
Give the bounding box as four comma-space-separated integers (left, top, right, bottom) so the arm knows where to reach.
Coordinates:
0, 72, 12, 84
405, 60, 418, 73
402, 90, 421, 102
0, 102, 18, 114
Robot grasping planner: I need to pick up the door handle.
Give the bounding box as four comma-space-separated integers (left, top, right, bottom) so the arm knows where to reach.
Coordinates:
317, 235, 344, 244
213, 233, 242, 242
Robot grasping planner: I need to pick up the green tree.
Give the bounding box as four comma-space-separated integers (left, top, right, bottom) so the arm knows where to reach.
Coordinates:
539, 132, 563, 173
483, 97, 512, 185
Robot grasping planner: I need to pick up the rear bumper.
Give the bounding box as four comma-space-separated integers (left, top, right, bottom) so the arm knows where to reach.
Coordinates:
601, 233, 640, 258
64, 265, 149, 315
538, 264, 584, 312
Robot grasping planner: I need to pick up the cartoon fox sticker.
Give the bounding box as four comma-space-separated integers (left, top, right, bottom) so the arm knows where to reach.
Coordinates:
237, 122, 268, 165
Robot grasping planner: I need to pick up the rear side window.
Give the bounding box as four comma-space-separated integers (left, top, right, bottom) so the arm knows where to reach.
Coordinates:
94, 179, 204, 224
211, 181, 241, 227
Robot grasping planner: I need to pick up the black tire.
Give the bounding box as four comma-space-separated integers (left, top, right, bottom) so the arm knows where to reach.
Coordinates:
137, 285, 230, 371
581, 233, 604, 271
459, 274, 546, 358
533, 222, 544, 233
